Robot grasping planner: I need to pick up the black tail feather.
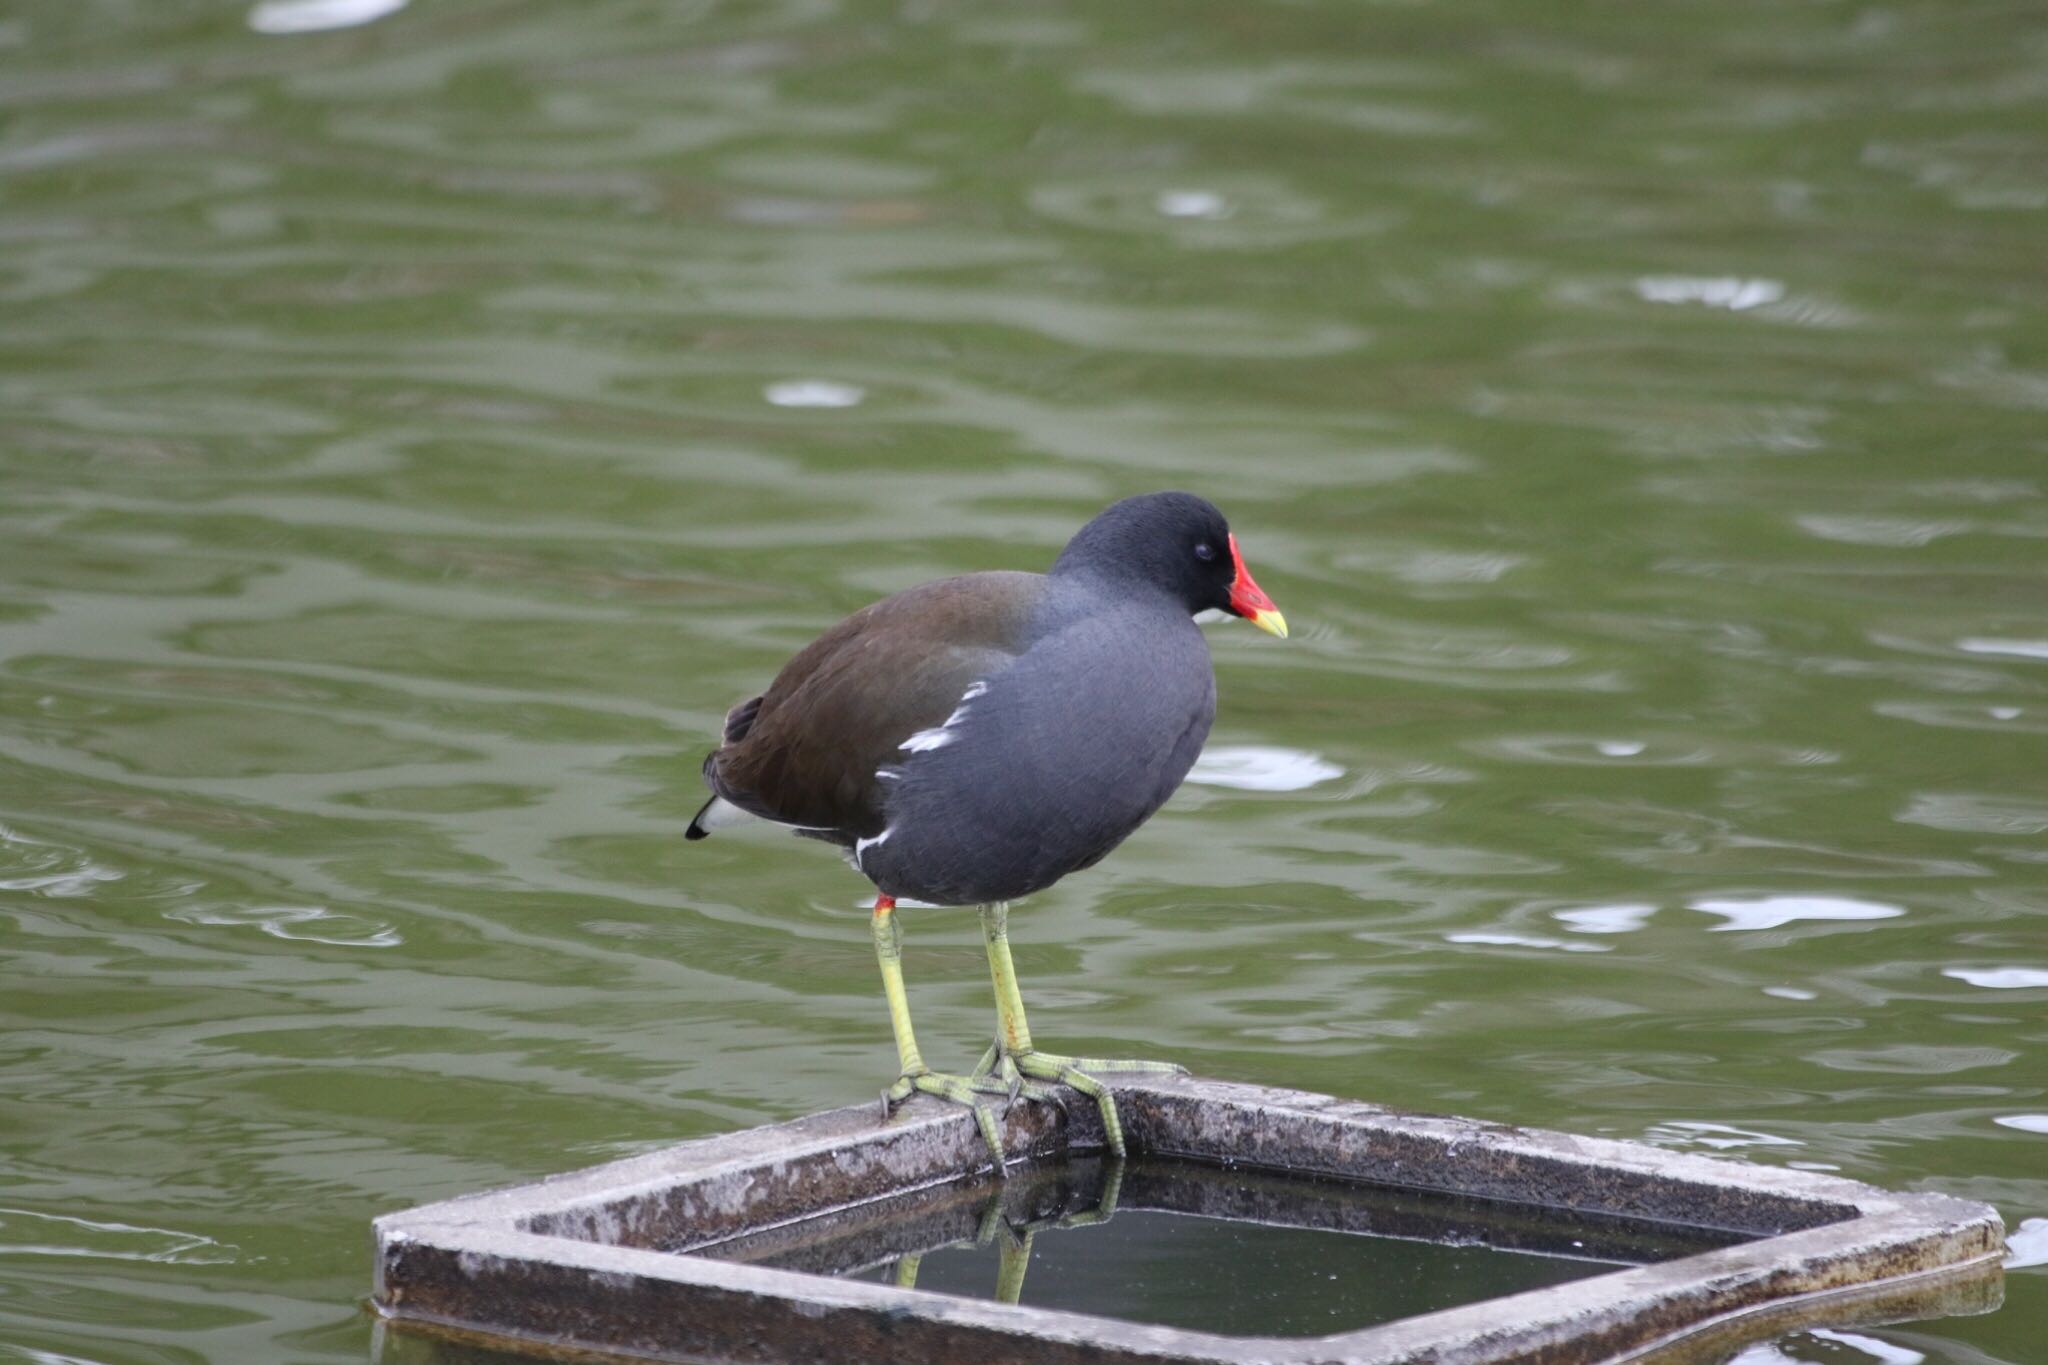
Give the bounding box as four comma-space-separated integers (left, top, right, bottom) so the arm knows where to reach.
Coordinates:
686, 795, 716, 840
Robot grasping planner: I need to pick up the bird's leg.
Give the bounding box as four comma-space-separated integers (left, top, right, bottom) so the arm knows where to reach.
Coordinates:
872, 895, 1010, 1173
977, 902, 1187, 1160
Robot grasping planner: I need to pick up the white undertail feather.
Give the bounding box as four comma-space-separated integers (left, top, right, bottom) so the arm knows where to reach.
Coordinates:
693, 796, 756, 832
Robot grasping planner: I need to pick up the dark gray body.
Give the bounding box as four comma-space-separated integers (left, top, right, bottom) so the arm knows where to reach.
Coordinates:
857, 580, 1216, 905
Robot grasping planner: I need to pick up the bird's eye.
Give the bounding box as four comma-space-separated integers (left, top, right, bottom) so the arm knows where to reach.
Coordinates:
1193, 542, 1218, 562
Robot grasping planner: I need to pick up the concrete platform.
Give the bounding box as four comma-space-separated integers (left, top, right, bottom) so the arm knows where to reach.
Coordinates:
372, 1074, 2004, 1364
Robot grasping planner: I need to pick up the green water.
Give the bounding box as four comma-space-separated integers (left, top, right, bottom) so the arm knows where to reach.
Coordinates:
3, 1, 2045, 1361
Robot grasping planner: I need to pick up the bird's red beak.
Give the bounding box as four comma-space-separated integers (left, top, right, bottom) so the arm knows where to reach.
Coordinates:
1226, 533, 1288, 638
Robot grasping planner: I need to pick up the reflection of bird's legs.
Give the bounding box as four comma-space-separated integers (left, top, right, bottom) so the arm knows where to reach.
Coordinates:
974, 902, 1186, 1158
893, 1163, 1122, 1304
873, 896, 1008, 1171
994, 1230, 1034, 1305
1056, 1157, 1125, 1230
969, 1193, 1036, 1306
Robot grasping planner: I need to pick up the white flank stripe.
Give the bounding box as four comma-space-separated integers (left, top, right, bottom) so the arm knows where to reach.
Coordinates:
900, 678, 989, 754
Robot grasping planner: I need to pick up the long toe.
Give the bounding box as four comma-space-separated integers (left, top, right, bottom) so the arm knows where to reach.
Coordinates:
886, 1070, 1009, 1174
1003, 1055, 1171, 1162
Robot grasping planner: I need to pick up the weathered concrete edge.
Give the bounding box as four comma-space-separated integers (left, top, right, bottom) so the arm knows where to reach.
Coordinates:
373, 1074, 2007, 1365
381, 1221, 1292, 1364
375, 1202, 2003, 1365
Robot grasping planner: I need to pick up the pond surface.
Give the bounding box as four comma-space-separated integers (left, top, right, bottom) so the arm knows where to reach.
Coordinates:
710, 1156, 1745, 1339
2, 1, 2045, 1362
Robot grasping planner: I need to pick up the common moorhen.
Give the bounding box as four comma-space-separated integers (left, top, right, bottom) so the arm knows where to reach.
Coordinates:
689, 491, 1287, 1169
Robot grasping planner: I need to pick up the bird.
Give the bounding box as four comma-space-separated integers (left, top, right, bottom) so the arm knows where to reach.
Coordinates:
687, 491, 1287, 1171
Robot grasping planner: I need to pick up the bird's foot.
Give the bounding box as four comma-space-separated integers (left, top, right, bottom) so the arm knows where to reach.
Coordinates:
983, 1045, 1187, 1159
966, 1042, 1073, 1110
881, 1068, 1013, 1174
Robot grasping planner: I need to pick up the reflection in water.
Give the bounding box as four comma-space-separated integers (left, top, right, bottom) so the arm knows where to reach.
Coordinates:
1992, 1116, 2048, 1135
1956, 639, 2048, 661
1689, 895, 1906, 932
1634, 275, 1787, 312
1943, 968, 2048, 990
762, 379, 866, 409
1446, 930, 1609, 954
247, 0, 408, 35
2005, 1220, 2048, 1270
1642, 1121, 1802, 1153
1186, 745, 1342, 791
1554, 903, 1658, 934
1155, 189, 1231, 220
694, 1158, 1738, 1339
1732, 1329, 1929, 1365
1809, 1330, 1929, 1365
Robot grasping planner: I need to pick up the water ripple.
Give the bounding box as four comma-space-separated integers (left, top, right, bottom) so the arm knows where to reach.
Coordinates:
0, 1209, 234, 1266
164, 903, 401, 949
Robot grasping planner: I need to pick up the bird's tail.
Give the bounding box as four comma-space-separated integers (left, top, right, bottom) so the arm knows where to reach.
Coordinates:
686, 794, 751, 840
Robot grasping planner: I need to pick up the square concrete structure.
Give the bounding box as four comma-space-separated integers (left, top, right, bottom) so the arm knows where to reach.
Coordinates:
373, 1075, 2004, 1364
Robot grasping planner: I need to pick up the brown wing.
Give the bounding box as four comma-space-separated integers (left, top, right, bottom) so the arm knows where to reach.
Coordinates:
701, 571, 1041, 841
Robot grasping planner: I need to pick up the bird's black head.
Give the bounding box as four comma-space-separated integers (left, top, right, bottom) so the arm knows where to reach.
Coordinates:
1052, 491, 1287, 636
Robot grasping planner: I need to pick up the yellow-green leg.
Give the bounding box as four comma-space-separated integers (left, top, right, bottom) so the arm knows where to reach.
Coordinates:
974, 901, 1186, 1159
873, 895, 1011, 1171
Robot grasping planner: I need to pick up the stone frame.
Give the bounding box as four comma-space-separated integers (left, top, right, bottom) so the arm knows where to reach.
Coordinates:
373, 1075, 2004, 1364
